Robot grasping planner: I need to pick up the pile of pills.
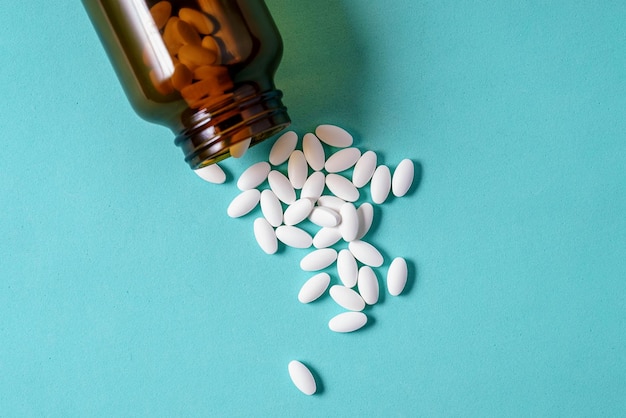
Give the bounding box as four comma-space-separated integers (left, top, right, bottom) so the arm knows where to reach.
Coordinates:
147, 1, 241, 107
194, 124, 415, 395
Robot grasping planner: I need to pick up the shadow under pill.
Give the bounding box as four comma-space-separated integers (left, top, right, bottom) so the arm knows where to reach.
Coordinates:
402, 258, 418, 295
405, 160, 423, 198
302, 362, 325, 395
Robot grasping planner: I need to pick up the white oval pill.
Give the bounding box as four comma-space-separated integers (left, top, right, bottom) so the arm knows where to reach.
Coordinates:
370, 165, 391, 204
253, 217, 277, 255
269, 131, 298, 166
355, 202, 374, 240
288, 360, 316, 395
227, 189, 260, 218
352, 150, 377, 188
237, 161, 270, 191
275, 225, 312, 248
337, 249, 358, 287
194, 163, 225, 184
308, 206, 341, 228
329, 285, 365, 311
283, 198, 314, 226
302, 133, 325, 171
326, 173, 359, 202
316, 195, 346, 212
268, 170, 296, 204
348, 240, 383, 267
288, 150, 308, 189
312, 227, 342, 249
298, 272, 330, 303
392, 159, 414, 197
260, 189, 283, 227
357, 266, 379, 305
300, 248, 338, 271
230, 137, 251, 158
315, 124, 353, 148
324, 147, 361, 173
300, 171, 325, 201
328, 311, 367, 333
387, 257, 408, 296
339, 203, 359, 242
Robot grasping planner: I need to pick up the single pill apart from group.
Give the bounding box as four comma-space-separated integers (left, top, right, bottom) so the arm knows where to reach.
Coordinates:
288, 360, 317, 395
387, 257, 408, 296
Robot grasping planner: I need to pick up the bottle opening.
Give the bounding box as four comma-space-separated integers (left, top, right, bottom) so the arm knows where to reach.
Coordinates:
175, 88, 290, 169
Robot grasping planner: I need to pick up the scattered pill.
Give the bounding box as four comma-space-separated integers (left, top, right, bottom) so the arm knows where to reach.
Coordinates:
194, 163, 225, 184
253, 217, 277, 255
215, 123, 418, 394
302, 133, 325, 171
237, 161, 270, 191
355, 203, 374, 240
300, 171, 325, 201
339, 203, 359, 242
300, 248, 338, 271
316, 195, 347, 212
328, 311, 368, 333
288, 150, 308, 189
325, 173, 359, 202
357, 266, 379, 305
370, 165, 392, 204
298, 272, 331, 303
268, 170, 296, 204
329, 285, 365, 311
275, 225, 312, 248
260, 189, 283, 227
283, 198, 314, 226
315, 124, 353, 148
387, 257, 408, 296
324, 147, 361, 173
348, 240, 384, 267
288, 360, 317, 395
269, 131, 298, 166
336, 249, 358, 288
352, 150, 377, 188
312, 227, 343, 249
392, 159, 414, 197
227, 189, 260, 218
308, 206, 341, 228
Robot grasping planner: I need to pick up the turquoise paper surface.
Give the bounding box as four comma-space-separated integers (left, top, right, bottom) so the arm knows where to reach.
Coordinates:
1, 1, 625, 416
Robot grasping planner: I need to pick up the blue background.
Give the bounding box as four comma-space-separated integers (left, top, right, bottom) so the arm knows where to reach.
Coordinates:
1, 0, 625, 416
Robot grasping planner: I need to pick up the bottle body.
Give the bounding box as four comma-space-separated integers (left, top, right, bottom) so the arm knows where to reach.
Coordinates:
83, 0, 290, 168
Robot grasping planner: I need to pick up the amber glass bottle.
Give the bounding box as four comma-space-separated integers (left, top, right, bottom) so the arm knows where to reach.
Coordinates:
82, 0, 290, 168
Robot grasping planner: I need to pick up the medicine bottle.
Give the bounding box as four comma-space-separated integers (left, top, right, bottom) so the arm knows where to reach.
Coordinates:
82, 0, 290, 169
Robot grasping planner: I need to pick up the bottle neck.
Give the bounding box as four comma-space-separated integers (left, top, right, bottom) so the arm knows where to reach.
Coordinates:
174, 88, 289, 169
